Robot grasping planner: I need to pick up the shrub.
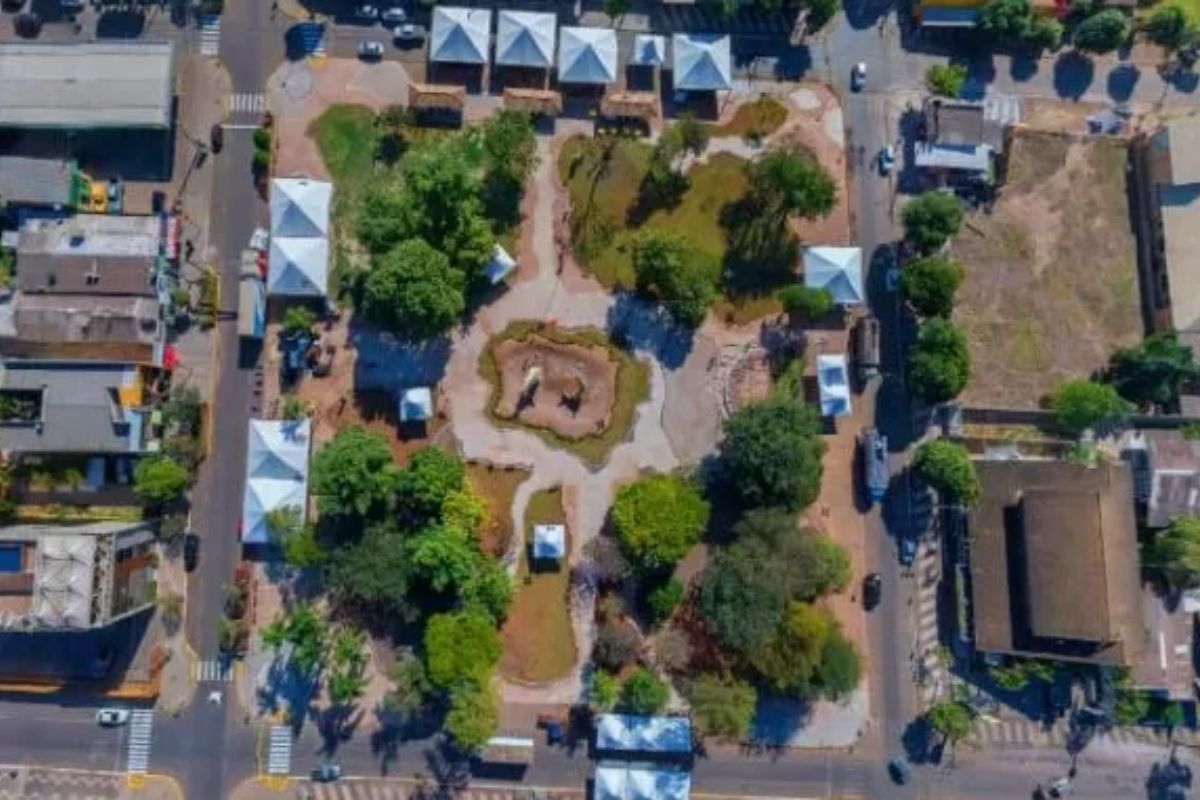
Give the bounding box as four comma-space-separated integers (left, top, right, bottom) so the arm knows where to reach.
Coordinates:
611, 474, 710, 571
925, 64, 968, 97
777, 284, 835, 320
647, 579, 685, 624
620, 668, 670, 714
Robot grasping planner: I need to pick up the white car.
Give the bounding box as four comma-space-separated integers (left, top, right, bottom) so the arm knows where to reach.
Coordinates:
851, 62, 867, 92
96, 708, 130, 727
358, 40, 385, 59
381, 7, 406, 23
393, 23, 426, 44
354, 4, 379, 19
878, 145, 895, 175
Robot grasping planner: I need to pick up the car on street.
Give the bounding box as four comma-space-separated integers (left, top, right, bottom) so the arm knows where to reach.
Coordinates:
851, 62, 866, 92
183, 533, 200, 572
899, 535, 917, 566
860, 427, 889, 505
358, 40, 385, 59
381, 6, 407, 23
313, 763, 342, 782
888, 756, 911, 785
878, 144, 895, 175
863, 572, 882, 610
393, 23, 426, 44
210, 123, 224, 153
96, 708, 130, 727
354, 4, 379, 19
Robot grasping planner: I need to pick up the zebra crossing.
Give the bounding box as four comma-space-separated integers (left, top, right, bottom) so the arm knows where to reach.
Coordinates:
984, 95, 1023, 129
192, 658, 234, 683
969, 717, 1178, 750
267, 725, 293, 775
228, 93, 266, 116
913, 538, 947, 705
198, 14, 221, 57
302, 783, 583, 799
125, 710, 154, 774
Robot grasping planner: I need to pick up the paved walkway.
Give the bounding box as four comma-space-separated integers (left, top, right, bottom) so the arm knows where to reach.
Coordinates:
0, 768, 181, 800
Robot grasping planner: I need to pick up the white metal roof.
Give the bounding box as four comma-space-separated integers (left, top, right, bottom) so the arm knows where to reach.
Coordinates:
596, 714, 692, 753
671, 34, 731, 91
30, 534, 96, 629
816, 353, 852, 419
803, 246, 864, 305
398, 386, 433, 422
594, 764, 691, 800
431, 6, 492, 65
558, 27, 618, 84
533, 523, 566, 560
914, 142, 993, 174
496, 10, 556, 68
269, 178, 331, 298
630, 34, 666, 66
242, 419, 311, 544
486, 243, 517, 285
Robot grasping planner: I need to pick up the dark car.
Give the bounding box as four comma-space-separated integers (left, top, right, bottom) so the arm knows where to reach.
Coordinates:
14, 12, 41, 38
888, 756, 911, 784
899, 536, 917, 567
863, 572, 882, 610
210, 123, 224, 153
183, 533, 200, 572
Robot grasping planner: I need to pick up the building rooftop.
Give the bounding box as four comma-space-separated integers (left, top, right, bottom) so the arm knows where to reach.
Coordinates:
1158, 182, 1200, 344
968, 460, 1144, 666
1131, 430, 1200, 527
1132, 583, 1195, 700
914, 142, 993, 175
17, 214, 162, 296
0, 294, 160, 359
596, 714, 693, 755
0, 41, 175, 129
0, 157, 78, 208
533, 523, 566, 561
594, 763, 691, 800
925, 98, 986, 147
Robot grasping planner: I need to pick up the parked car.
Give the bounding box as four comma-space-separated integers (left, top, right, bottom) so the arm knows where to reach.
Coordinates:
888, 756, 910, 785
354, 4, 378, 19
96, 708, 130, 727
183, 533, 200, 572
853, 315, 881, 386
210, 123, 224, 153
863, 572, 882, 610
851, 62, 866, 92
878, 144, 895, 175
381, 6, 407, 23
899, 535, 917, 567
358, 40, 384, 59
393, 23, 426, 44
313, 763, 342, 782
860, 427, 889, 505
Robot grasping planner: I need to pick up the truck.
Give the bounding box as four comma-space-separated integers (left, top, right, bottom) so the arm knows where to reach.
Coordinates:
860, 427, 889, 505
237, 252, 265, 340
854, 315, 881, 386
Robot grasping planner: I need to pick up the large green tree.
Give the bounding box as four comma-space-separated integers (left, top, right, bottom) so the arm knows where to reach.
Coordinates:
749, 601, 830, 696
445, 681, 500, 750
720, 397, 826, 510
133, 456, 190, 506
777, 285, 835, 321
686, 673, 758, 740
329, 522, 415, 620
912, 440, 980, 504
979, 0, 1033, 42
1108, 332, 1198, 410
481, 110, 536, 228
620, 668, 671, 714
901, 257, 964, 318
902, 192, 964, 253
927, 699, 973, 750
925, 64, 968, 98
815, 627, 861, 700
1146, 5, 1195, 50
310, 425, 398, 517
1049, 379, 1132, 435
908, 319, 971, 404
611, 473, 710, 570
424, 610, 502, 689
632, 231, 719, 328
394, 446, 467, 525
750, 149, 837, 222
1149, 516, 1200, 593
407, 525, 477, 594
1073, 9, 1131, 53
362, 238, 465, 339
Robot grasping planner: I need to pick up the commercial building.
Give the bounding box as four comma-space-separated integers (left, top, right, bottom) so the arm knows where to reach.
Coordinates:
915, 98, 995, 183
0, 42, 175, 130
0, 157, 88, 209
803, 246, 864, 306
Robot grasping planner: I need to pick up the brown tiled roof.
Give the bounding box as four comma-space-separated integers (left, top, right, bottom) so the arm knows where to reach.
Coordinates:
925, 98, 985, 147
407, 83, 466, 111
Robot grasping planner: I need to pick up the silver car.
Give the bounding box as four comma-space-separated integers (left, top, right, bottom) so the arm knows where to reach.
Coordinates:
354, 4, 379, 19
393, 23, 425, 43
381, 6, 406, 23
358, 40, 384, 59
96, 708, 130, 727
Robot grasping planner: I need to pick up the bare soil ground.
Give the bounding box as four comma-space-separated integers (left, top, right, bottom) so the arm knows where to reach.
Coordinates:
953, 131, 1142, 409
492, 335, 618, 440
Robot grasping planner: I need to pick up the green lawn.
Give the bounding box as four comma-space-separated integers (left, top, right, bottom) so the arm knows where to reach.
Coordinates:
309, 104, 378, 210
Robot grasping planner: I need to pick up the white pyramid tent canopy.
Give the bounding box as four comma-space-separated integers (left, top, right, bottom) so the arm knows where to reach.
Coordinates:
496, 10, 556, 68
431, 6, 492, 65
270, 178, 331, 238
631, 34, 666, 66
269, 178, 331, 297
558, 26, 618, 84
268, 236, 329, 297
672, 33, 732, 91
803, 246, 864, 305
242, 419, 312, 544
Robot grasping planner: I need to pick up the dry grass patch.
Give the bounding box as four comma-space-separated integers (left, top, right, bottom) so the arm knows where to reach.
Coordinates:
952, 131, 1141, 409
499, 486, 576, 683
711, 96, 789, 139
466, 462, 531, 559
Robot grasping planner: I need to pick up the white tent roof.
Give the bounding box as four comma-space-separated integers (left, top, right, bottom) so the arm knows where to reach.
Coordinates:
268, 236, 329, 297
671, 34, 732, 92
803, 246, 864, 305
496, 10, 556, 68
398, 386, 433, 422
486, 243, 517, 285
596, 714, 692, 753
594, 765, 691, 800
558, 27, 618, 84
817, 354, 852, 419
242, 419, 311, 544
533, 523, 566, 560
631, 34, 666, 66
270, 178, 331, 238
431, 6, 492, 65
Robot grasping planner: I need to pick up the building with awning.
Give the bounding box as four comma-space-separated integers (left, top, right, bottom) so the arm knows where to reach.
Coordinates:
241, 419, 311, 545
558, 26, 618, 85
430, 6, 492, 65
496, 10, 556, 69
671, 33, 731, 92
803, 246, 864, 306
816, 354, 852, 419
268, 178, 331, 298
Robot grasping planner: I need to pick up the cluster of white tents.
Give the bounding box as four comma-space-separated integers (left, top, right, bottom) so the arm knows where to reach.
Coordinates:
429, 7, 732, 90
242, 419, 312, 545
268, 177, 332, 298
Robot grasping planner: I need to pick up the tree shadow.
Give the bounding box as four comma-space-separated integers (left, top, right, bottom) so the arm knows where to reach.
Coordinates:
1107, 63, 1141, 103
719, 195, 797, 301
95, 9, 145, 38
605, 290, 696, 371
348, 323, 452, 394
749, 693, 814, 747
1010, 53, 1041, 83
961, 55, 997, 101
842, 0, 893, 30
902, 716, 934, 763
1054, 51, 1096, 101
1146, 753, 1193, 800
256, 653, 321, 733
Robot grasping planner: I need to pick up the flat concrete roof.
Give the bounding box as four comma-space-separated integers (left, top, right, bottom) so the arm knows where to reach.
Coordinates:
0, 42, 175, 129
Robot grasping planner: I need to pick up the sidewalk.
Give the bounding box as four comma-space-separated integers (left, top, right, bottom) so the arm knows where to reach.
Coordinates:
230, 776, 586, 800
0, 768, 182, 800
155, 545, 195, 716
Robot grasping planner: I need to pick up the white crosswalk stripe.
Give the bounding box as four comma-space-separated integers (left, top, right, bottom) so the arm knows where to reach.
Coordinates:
914, 538, 947, 704
192, 658, 233, 683
126, 709, 154, 774
228, 93, 265, 116
984, 95, 1023, 128
199, 14, 221, 57
267, 725, 293, 775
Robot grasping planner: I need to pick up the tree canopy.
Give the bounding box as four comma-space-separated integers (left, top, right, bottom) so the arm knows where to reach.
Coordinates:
1073, 9, 1131, 53
310, 425, 398, 517
927, 699, 973, 747
908, 319, 971, 404
1108, 332, 1198, 410
329, 522, 415, 620
925, 64, 968, 98
611, 473, 710, 570
1049, 379, 1132, 435
1146, 4, 1195, 50
394, 446, 467, 525
424, 610, 502, 689
685, 673, 758, 740
720, 397, 826, 511
777, 285, 835, 321
748, 601, 830, 696
133, 456, 190, 506
901, 257, 964, 318
979, 0, 1034, 41
750, 149, 837, 222
445, 681, 500, 751
632, 230, 720, 328
361, 238, 465, 339
912, 440, 980, 504
902, 192, 964, 253
1149, 516, 1200, 593
620, 668, 670, 714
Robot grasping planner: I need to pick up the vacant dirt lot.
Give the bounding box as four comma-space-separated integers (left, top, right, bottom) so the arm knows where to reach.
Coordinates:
953, 131, 1142, 409
492, 335, 618, 440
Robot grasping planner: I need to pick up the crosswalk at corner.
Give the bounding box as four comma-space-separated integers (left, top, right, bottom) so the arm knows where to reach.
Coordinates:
267, 725, 293, 775
192, 658, 234, 683
125, 710, 154, 774
198, 15, 221, 57
913, 538, 947, 705
301, 782, 585, 799
228, 93, 266, 117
